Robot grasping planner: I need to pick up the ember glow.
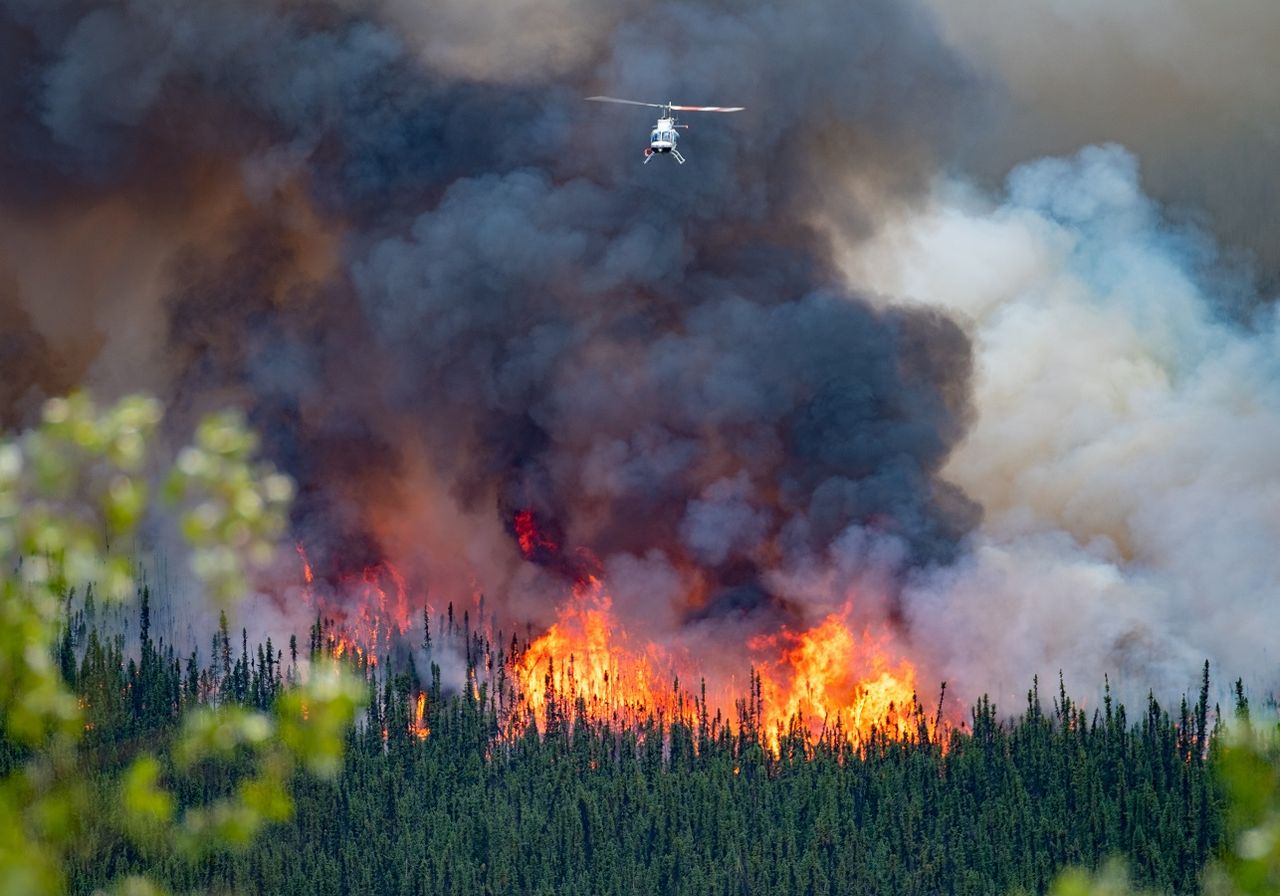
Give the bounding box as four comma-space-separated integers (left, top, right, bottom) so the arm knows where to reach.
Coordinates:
297, 544, 415, 667
514, 510, 559, 562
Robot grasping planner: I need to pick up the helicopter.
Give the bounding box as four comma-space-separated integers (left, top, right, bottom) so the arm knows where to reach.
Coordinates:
586, 96, 744, 164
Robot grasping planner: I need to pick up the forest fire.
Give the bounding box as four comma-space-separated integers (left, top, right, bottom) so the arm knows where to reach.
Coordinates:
410, 692, 429, 740
296, 505, 933, 751
514, 576, 681, 729
296, 544, 415, 666
512, 584, 927, 749
750, 614, 922, 747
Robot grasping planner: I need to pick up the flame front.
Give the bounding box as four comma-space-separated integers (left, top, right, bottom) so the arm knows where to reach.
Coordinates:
751, 614, 921, 748
512, 578, 927, 750
298, 525, 932, 751
515, 577, 679, 729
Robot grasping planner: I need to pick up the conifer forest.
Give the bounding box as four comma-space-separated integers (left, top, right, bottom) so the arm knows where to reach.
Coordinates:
32, 586, 1236, 896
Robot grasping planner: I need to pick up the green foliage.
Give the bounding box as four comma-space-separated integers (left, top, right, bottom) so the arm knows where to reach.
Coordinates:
275, 672, 365, 779
1203, 711, 1280, 896
164, 409, 294, 605
0, 392, 360, 895
1047, 862, 1158, 896
1044, 681, 1280, 896
164, 671, 364, 854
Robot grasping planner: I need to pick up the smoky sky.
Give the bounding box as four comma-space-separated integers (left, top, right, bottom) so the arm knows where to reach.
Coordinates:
924, 0, 1280, 286
0, 0, 982, 632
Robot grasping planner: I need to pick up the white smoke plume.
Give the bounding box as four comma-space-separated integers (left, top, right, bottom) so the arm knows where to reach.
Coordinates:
841, 144, 1280, 708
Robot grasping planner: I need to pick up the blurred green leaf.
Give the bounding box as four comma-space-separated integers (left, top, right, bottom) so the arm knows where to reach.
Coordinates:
122, 758, 175, 832
0, 391, 327, 894
1211, 720, 1280, 896
276, 670, 364, 778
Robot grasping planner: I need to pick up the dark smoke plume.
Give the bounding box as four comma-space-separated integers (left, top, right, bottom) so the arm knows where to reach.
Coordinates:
0, 0, 980, 646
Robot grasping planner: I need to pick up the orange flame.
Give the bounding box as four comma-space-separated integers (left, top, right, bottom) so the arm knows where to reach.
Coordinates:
750, 613, 921, 749
513, 580, 927, 751
515, 577, 680, 729
296, 544, 414, 667
297, 542, 932, 751
410, 692, 429, 740
296, 543, 314, 586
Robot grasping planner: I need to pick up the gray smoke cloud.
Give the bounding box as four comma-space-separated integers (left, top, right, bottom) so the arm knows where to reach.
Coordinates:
0, 0, 981, 680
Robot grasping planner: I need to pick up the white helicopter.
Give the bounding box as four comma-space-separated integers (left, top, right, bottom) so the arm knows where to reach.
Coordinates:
586, 96, 744, 164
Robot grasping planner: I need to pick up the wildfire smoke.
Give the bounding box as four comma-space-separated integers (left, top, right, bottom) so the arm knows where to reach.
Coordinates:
2, 0, 1276, 726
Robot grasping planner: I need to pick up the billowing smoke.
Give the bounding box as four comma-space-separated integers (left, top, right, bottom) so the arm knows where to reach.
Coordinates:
842, 144, 1280, 706
0, 0, 980, 679
3, 0, 1275, 711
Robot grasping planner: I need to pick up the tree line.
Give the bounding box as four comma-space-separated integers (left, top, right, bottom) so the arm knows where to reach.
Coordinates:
23, 584, 1234, 896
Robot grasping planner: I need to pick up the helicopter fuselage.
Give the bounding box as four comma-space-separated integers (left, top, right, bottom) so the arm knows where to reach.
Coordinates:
649, 116, 679, 153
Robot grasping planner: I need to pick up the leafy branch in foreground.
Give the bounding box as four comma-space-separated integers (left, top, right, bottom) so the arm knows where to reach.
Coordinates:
1204, 708, 1280, 896
0, 392, 362, 896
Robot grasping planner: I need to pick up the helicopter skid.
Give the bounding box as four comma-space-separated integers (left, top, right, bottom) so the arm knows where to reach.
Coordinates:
643, 147, 685, 164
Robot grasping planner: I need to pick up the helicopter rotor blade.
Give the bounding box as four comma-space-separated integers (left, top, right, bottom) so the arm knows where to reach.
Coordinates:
668, 104, 745, 112
585, 96, 745, 112
585, 96, 667, 108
